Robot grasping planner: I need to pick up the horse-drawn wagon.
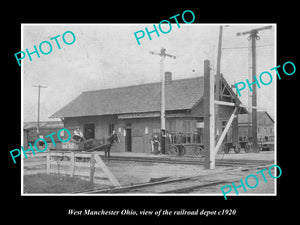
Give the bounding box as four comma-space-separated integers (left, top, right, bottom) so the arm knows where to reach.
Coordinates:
51, 132, 119, 161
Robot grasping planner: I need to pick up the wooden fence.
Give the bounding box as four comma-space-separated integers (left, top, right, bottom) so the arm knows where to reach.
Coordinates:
23, 151, 120, 187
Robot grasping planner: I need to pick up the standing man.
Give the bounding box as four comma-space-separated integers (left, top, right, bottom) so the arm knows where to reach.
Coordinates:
152, 134, 160, 155
164, 131, 172, 154
177, 132, 184, 156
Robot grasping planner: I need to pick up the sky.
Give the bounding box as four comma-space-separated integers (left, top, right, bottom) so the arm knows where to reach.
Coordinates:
22, 24, 275, 122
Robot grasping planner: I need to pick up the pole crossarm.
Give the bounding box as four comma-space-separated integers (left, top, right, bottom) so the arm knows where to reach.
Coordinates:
33, 85, 47, 88
149, 48, 176, 59
236, 25, 272, 37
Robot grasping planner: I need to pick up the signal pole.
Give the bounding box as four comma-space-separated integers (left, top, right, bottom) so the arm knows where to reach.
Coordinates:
33, 84, 47, 137
150, 48, 176, 154
215, 25, 224, 144
216, 25, 223, 99
236, 25, 272, 152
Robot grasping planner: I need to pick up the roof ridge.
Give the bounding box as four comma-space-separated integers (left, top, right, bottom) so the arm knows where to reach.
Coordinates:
82, 76, 203, 93
51, 75, 206, 118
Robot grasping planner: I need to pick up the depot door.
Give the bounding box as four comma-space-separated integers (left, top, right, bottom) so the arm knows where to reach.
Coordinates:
84, 123, 95, 139
125, 123, 132, 152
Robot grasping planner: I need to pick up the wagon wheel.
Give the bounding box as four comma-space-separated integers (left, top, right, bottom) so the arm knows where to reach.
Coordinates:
193, 146, 204, 158
244, 143, 251, 153
168, 145, 179, 156
234, 144, 241, 154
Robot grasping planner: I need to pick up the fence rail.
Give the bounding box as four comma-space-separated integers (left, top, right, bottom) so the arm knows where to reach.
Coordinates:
23, 151, 120, 187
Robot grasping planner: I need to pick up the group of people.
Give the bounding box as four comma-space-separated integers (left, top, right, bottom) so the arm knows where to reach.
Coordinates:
73, 126, 186, 155
151, 131, 185, 155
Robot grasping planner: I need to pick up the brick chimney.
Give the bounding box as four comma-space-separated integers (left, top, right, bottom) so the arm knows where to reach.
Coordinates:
165, 72, 172, 84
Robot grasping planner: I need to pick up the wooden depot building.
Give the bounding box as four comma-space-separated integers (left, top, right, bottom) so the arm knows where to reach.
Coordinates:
50, 72, 246, 154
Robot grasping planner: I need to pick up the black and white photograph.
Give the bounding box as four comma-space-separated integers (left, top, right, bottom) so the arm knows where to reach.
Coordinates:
21, 23, 276, 196
4, 5, 298, 223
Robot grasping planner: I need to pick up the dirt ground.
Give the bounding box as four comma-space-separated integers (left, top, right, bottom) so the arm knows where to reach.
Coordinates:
102, 160, 276, 195
104, 160, 221, 185
23, 173, 94, 193
23, 151, 276, 195
103, 150, 275, 182
189, 166, 276, 196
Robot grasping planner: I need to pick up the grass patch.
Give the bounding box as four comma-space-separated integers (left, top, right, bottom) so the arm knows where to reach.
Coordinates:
24, 173, 94, 194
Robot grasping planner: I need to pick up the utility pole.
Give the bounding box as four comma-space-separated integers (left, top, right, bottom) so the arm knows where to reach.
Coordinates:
216, 25, 223, 97
215, 25, 223, 142
150, 48, 176, 154
216, 25, 230, 96
236, 25, 272, 152
33, 84, 47, 137
204, 59, 215, 169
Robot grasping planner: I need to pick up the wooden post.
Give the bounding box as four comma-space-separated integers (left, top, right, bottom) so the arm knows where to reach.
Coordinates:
204, 60, 215, 169
89, 153, 96, 184
70, 151, 75, 177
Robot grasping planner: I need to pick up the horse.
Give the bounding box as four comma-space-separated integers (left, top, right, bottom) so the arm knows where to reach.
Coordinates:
82, 133, 119, 161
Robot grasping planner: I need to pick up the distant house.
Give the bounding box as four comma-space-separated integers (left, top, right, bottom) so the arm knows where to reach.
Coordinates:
23, 120, 65, 149
51, 72, 247, 154
237, 111, 274, 143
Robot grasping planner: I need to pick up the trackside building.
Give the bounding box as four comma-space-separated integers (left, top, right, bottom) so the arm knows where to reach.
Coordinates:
50, 72, 246, 154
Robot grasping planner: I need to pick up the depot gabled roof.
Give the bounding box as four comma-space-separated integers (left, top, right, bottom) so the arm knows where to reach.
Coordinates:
51, 75, 245, 118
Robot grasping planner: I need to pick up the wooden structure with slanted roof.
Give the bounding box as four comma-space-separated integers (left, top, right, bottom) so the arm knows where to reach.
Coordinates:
51, 72, 247, 155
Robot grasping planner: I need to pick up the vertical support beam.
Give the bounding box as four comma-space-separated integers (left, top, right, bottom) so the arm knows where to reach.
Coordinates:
204, 60, 215, 169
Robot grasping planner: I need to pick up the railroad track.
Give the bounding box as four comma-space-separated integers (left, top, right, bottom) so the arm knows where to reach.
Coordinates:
107, 155, 273, 167
76, 164, 273, 194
